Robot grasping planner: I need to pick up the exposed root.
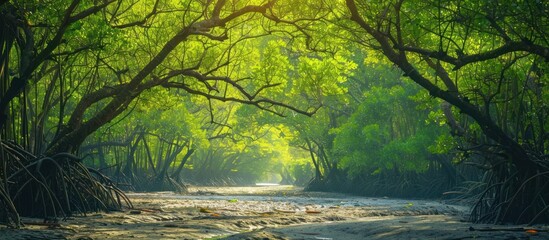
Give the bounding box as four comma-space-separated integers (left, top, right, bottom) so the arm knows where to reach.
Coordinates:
116, 171, 188, 193
0, 141, 131, 227
470, 157, 549, 224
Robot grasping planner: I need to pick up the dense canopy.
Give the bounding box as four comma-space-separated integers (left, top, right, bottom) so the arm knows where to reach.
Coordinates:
0, 0, 547, 227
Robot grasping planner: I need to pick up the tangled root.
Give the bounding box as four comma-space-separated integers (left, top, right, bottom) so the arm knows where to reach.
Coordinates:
0, 141, 131, 227
471, 158, 549, 224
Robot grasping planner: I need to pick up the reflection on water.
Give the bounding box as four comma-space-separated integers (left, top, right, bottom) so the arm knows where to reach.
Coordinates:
255, 183, 280, 186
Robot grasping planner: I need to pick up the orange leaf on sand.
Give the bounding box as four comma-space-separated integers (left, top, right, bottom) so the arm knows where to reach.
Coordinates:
305, 209, 322, 214
525, 229, 538, 234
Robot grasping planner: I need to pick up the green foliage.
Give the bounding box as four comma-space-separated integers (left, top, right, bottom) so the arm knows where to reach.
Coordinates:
3, 1, 546, 224
428, 133, 457, 155
333, 79, 442, 177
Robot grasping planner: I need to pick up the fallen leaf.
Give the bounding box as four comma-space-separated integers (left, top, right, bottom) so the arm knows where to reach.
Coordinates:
306, 209, 322, 214
526, 229, 538, 234
199, 208, 213, 213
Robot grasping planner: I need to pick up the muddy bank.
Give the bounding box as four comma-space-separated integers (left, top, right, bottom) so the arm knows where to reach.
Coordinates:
1, 185, 547, 239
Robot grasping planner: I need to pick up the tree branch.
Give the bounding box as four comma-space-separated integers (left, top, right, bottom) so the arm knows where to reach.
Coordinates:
161, 81, 318, 117
110, 0, 161, 28
397, 41, 549, 70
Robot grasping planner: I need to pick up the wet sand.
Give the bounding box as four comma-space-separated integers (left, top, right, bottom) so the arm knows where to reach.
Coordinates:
1, 185, 547, 239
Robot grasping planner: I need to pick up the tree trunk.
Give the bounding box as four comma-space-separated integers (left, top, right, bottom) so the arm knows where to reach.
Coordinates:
305, 138, 322, 180
171, 148, 195, 181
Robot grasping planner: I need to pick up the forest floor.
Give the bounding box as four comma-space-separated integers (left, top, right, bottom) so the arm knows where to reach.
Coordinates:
1, 185, 548, 239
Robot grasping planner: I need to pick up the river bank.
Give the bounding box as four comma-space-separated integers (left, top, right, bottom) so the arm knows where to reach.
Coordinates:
1, 185, 547, 239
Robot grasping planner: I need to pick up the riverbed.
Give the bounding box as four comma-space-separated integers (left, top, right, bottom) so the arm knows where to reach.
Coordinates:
1, 185, 547, 239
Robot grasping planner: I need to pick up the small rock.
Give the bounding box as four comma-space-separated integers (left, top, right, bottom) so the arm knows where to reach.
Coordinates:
129, 210, 142, 214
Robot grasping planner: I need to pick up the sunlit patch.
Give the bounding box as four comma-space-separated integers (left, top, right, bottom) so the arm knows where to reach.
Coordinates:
255, 183, 281, 186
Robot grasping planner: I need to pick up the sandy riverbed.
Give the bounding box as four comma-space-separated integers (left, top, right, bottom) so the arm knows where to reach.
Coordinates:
1, 185, 547, 239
